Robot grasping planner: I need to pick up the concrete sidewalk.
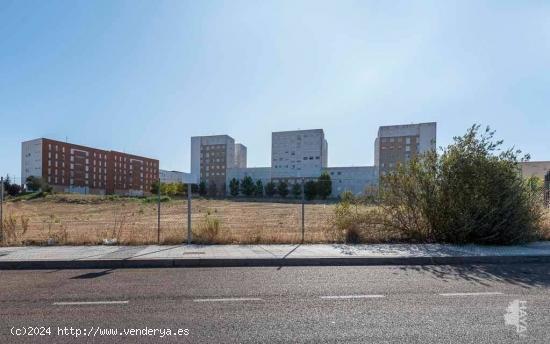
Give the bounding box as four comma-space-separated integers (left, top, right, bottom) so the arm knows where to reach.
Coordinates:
1, 242, 550, 269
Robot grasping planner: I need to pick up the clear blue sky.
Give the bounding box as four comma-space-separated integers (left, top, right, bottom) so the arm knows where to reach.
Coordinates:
1, 0, 549, 182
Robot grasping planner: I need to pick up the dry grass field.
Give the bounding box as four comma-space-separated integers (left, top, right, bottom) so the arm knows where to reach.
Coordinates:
1, 194, 549, 246
1, 194, 340, 245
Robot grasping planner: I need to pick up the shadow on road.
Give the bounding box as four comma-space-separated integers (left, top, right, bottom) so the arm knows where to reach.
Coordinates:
398, 264, 550, 289
70, 269, 116, 279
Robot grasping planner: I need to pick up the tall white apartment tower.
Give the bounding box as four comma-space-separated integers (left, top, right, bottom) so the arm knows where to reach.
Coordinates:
234, 144, 247, 168
190, 135, 247, 196
271, 129, 328, 180
374, 122, 436, 176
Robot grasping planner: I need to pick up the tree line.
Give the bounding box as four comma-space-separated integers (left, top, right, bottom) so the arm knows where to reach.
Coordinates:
226, 172, 333, 200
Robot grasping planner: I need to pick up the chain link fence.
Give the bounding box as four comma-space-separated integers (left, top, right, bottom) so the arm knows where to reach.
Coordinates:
0, 175, 549, 246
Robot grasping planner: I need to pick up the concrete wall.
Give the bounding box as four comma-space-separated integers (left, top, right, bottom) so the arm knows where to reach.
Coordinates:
271, 129, 326, 179
326, 166, 378, 197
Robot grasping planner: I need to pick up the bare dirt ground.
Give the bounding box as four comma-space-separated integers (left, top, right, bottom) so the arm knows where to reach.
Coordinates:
1, 194, 338, 245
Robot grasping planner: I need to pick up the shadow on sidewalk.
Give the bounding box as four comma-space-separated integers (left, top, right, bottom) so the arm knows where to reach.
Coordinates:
398, 264, 550, 289
277, 244, 301, 270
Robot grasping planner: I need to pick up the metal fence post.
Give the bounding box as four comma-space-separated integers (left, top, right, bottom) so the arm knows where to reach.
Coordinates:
187, 183, 192, 245
0, 177, 3, 243
301, 178, 305, 243
157, 178, 161, 244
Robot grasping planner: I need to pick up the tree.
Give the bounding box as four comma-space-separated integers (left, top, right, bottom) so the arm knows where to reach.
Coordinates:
207, 181, 218, 197
7, 183, 21, 196
229, 178, 240, 197
277, 181, 289, 198
265, 182, 276, 197
317, 172, 332, 200
381, 124, 544, 244
255, 180, 264, 197
198, 181, 207, 197
304, 180, 317, 200
25, 176, 50, 192
151, 180, 160, 194
291, 183, 302, 198
2, 176, 21, 196
176, 182, 185, 196
240, 176, 256, 197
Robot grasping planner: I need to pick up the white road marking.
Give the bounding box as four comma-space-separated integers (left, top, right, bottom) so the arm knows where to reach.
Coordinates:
193, 298, 263, 302
439, 292, 504, 297
321, 295, 385, 300
53, 301, 129, 305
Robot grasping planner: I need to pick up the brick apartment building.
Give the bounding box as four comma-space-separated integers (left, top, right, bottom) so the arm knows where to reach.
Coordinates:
21, 138, 159, 196
374, 122, 436, 176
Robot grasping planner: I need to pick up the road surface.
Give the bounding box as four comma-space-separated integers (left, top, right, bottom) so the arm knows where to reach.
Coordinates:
1, 264, 549, 343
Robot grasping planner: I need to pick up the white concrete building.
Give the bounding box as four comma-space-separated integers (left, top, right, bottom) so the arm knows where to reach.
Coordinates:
21, 138, 43, 185
326, 166, 378, 197
271, 129, 328, 180
374, 122, 436, 175
234, 144, 247, 168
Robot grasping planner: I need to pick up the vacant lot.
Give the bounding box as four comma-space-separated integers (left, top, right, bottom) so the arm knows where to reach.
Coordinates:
2, 194, 549, 246
1, 194, 341, 245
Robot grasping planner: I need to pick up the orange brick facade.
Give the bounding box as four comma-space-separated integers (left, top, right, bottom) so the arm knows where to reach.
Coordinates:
40, 138, 158, 195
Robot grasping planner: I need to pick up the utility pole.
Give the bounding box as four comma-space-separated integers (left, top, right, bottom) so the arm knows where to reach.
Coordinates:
301, 178, 305, 243
187, 183, 192, 245
157, 178, 161, 244
0, 176, 4, 243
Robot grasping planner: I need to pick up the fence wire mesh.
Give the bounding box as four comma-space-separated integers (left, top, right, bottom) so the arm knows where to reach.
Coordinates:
0, 176, 549, 246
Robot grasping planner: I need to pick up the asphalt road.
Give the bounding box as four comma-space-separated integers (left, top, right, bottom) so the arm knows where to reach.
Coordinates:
1, 264, 549, 343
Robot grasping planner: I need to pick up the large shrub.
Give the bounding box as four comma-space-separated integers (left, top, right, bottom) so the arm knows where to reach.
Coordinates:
380, 125, 544, 244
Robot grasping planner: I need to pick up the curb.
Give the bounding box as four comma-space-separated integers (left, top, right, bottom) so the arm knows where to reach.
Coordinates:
1, 255, 550, 270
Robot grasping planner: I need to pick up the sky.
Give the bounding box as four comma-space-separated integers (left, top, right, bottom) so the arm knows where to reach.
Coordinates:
1, 0, 549, 183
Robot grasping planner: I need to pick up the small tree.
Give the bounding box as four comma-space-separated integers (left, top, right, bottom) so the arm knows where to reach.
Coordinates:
229, 178, 240, 197
304, 180, 317, 200
150, 177, 160, 195
277, 181, 289, 198
198, 181, 207, 197
26, 176, 42, 192
317, 172, 332, 200
207, 181, 218, 197
176, 182, 185, 196
7, 183, 21, 196
265, 182, 276, 197
291, 183, 302, 198
3, 176, 21, 196
255, 180, 264, 197
240, 176, 256, 197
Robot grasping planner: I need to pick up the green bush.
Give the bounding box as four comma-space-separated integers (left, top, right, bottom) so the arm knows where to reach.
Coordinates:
380, 125, 544, 244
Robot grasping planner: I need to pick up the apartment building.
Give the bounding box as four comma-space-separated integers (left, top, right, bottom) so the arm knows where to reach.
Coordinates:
190, 135, 247, 196
374, 122, 436, 176
235, 144, 247, 168
271, 129, 328, 182
21, 138, 158, 195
